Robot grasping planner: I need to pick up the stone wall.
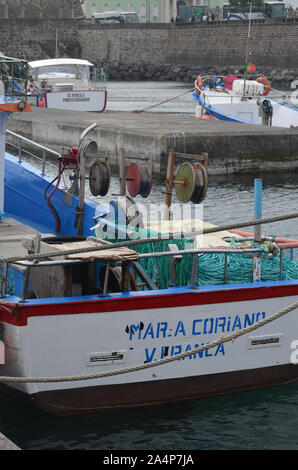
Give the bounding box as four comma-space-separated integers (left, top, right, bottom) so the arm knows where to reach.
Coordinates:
0, 18, 297, 76
78, 20, 298, 69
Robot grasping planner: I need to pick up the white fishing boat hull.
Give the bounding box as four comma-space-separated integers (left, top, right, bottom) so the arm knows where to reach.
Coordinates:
28, 89, 107, 112
193, 76, 298, 128
28, 58, 108, 112
44, 89, 107, 112
1, 282, 298, 415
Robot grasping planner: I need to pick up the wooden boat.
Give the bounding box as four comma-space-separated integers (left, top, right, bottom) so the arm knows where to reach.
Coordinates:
1, 56, 298, 416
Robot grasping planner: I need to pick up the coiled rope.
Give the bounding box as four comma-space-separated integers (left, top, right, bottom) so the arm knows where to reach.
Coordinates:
0, 297, 297, 383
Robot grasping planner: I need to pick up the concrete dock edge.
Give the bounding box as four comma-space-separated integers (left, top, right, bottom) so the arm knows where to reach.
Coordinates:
8, 108, 298, 177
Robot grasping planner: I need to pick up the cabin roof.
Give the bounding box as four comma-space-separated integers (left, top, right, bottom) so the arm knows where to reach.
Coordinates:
28, 58, 94, 68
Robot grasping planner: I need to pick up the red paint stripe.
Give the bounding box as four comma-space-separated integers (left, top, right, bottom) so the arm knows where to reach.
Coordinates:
1, 283, 298, 327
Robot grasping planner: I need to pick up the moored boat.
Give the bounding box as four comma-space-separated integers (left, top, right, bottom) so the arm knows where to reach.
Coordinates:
1, 56, 298, 416
192, 5, 298, 128
27, 58, 107, 112
192, 74, 298, 128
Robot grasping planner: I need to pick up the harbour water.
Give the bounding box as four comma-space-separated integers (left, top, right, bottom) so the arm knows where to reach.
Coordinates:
1, 82, 298, 450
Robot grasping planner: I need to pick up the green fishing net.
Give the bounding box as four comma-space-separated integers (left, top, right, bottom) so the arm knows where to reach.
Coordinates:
104, 225, 298, 289
0, 262, 15, 295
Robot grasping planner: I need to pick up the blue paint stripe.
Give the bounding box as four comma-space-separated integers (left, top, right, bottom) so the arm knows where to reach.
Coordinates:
5, 279, 298, 306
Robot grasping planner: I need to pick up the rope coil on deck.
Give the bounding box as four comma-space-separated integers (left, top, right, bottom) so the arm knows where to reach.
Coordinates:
0, 298, 297, 383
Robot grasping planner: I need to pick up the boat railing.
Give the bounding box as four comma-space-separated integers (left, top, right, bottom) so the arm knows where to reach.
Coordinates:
1, 246, 265, 299
5, 129, 69, 186
0, 232, 296, 298
203, 91, 292, 108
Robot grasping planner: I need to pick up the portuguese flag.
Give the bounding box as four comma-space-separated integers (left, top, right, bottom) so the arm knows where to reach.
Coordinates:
245, 62, 256, 72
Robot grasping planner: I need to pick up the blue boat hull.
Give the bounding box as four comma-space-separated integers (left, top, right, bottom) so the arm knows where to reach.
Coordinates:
4, 152, 108, 237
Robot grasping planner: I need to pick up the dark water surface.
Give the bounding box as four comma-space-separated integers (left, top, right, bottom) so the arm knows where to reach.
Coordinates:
2, 381, 298, 450
1, 82, 298, 451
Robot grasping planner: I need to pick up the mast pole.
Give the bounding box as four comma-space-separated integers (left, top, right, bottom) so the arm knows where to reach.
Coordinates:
242, 2, 253, 99
0, 113, 9, 216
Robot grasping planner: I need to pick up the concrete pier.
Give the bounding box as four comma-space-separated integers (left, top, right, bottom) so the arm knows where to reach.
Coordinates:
0, 432, 20, 450
8, 108, 298, 176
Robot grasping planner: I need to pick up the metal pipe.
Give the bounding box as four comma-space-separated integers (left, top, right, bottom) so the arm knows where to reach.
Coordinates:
78, 122, 97, 148
139, 248, 261, 259
103, 261, 110, 294
190, 253, 198, 287
21, 267, 30, 301
41, 149, 46, 175
77, 123, 98, 236
6, 130, 61, 158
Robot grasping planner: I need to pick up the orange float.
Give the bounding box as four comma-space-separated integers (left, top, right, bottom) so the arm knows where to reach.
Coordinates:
194, 75, 203, 95
256, 76, 271, 96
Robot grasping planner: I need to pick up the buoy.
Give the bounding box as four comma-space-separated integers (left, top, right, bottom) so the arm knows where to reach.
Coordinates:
89, 160, 110, 197
126, 162, 152, 198
194, 75, 203, 95
256, 76, 271, 96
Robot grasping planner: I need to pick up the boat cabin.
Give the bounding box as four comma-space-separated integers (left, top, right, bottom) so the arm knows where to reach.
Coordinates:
28, 58, 94, 92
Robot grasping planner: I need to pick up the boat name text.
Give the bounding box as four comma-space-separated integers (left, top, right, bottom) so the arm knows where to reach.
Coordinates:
127, 312, 266, 341
63, 92, 90, 103
126, 312, 266, 363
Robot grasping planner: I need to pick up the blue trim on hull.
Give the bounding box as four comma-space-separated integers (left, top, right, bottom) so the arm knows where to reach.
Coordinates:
192, 91, 255, 124
4, 279, 298, 306
192, 90, 298, 125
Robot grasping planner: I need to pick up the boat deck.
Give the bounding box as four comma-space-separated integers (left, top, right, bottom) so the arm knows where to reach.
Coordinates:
0, 217, 42, 258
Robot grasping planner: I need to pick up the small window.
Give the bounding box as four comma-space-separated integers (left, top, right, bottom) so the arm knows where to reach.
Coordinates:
140, 3, 146, 20
153, 3, 158, 20
90, 2, 97, 16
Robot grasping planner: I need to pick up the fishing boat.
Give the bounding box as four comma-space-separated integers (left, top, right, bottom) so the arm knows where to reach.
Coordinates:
192, 4, 298, 128
27, 58, 107, 112
192, 74, 298, 127
1, 56, 298, 416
